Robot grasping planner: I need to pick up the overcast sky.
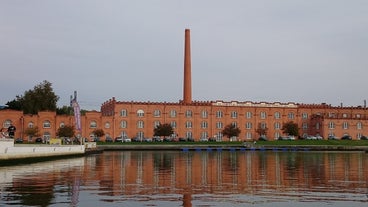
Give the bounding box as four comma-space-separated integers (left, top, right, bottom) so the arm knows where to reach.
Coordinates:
1, 0, 367, 110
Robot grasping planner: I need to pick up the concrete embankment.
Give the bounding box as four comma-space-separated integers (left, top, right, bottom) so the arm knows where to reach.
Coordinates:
0, 138, 86, 162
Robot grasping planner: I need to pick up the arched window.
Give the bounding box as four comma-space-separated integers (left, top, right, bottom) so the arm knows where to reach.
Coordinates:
216, 111, 223, 118
260, 112, 267, 119
137, 109, 144, 117
105, 122, 110, 129
170, 110, 177, 118
120, 109, 128, 117
28, 122, 34, 128
246, 112, 252, 119
185, 110, 192, 118
43, 120, 51, 128
153, 110, 161, 117
201, 121, 208, 129
120, 121, 127, 128
231, 111, 238, 118
137, 121, 144, 128
201, 110, 208, 118
59, 122, 65, 128
3, 119, 12, 128
89, 121, 97, 128
274, 112, 281, 119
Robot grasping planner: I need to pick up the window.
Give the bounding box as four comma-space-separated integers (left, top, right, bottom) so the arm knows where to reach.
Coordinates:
170, 121, 177, 128
274, 122, 281, 129
170, 110, 177, 118
185, 131, 193, 139
216, 122, 223, 129
120, 109, 127, 117
201, 110, 208, 118
342, 122, 348, 129
120, 121, 127, 128
201, 121, 208, 129
3, 119, 12, 128
89, 121, 97, 128
246, 132, 252, 139
216, 111, 223, 118
28, 122, 34, 128
288, 112, 295, 119
342, 113, 348, 118
316, 123, 320, 130
357, 122, 362, 129
260, 112, 267, 119
302, 122, 308, 130
232, 122, 238, 128
246, 112, 252, 119
105, 122, 110, 129
231, 111, 238, 118
201, 131, 208, 139
356, 114, 361, 118
185, 110, 192, 118
137, 109, 144, 117
185, 121, 192, 128
302, 113, 308, 119
260, 122, 267, 129
328, 122, 335, 129
245, 122, 252, 129
59, 122, 65, 128
153, 110, 161, 117
43, 120, 51, 128
274, 112, 281, 119
137, 120, 144, 128
153, 121, 160, 128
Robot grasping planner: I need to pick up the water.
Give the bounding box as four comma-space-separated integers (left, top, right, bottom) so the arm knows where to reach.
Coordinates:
0, 150, 367, 207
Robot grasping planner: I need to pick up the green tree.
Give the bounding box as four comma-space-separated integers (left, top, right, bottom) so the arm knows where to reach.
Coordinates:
5, 96, 23, 110
222, 124, 241, 141
92, 129, 105, 141
256, 122, 268, 138
56, 125, 75, 138
56, 106, 73, 115
154, 123, 174, 137
22, 80, 59, 114
282, 121, 299, 136
24, 126, 40, 139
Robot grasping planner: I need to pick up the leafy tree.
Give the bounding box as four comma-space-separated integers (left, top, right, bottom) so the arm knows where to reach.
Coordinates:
282, 121, 299, 136
5, 96, 23, 110
56, 106, 73, 115
24, 126, 40, 138
56, 125, 75, 138
222, 124, 241, 141
92, 129, 105, 138
154, 123, 174, 137
22, 80, 59, 114
256, 122, 268, 138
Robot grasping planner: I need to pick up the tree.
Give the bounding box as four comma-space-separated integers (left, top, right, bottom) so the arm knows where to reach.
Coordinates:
92, 129, 105, 140
56, 125, 75, 138
222, 124, 241, 141
154, 123, 174, 137
282, 121, 299, 136
24, 126, 40, 139
56, 105, 73, 115
5, 96, 23, 110
6, 80, 59, 114
23, 80, 59, 114
256, 122, 268, 138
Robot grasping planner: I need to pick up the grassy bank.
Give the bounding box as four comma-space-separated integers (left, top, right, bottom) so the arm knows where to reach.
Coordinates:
96, 140, 368, 147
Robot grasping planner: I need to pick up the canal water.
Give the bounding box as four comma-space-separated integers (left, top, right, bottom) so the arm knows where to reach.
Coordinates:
0, 150, 367, 207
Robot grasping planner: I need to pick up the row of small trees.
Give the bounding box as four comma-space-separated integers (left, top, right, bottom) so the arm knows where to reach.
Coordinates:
153, 121, 299, 141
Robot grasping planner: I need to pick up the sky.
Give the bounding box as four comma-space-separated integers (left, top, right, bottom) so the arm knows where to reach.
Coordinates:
1, 0, 368, 110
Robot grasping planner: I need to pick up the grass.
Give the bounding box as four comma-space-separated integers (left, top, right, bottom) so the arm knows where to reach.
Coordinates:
255, 140, 368, 146
96, 140, 368, 146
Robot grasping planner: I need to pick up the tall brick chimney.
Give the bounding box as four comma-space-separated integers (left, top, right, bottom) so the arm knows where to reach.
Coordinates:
183, 29, 192, 104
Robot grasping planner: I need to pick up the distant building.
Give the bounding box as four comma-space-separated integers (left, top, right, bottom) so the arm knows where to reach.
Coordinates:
1, 29, 368, 141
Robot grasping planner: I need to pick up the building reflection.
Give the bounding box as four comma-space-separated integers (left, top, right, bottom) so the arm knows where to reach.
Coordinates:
1, 151, 367, 206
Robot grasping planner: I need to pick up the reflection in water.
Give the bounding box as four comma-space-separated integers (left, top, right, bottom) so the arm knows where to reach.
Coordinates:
0, 151, 367, 206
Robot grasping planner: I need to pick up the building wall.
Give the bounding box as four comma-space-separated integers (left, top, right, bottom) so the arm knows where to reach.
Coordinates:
1, 101, 368, 142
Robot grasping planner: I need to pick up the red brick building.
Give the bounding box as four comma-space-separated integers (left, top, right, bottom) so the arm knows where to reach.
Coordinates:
1, 29, 368, 141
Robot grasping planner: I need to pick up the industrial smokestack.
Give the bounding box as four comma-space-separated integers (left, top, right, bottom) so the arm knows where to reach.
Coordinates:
183, 29, 192, 104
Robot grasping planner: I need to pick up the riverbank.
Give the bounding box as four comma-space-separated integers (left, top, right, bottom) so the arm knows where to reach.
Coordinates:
97, 142, 368, 152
